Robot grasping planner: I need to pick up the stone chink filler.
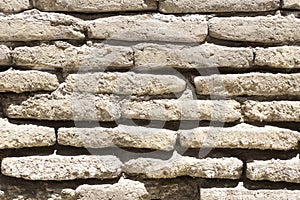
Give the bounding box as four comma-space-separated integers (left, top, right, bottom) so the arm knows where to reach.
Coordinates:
0, 0, 299, 199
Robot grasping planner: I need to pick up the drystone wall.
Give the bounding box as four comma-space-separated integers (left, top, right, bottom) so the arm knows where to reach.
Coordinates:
0, 0, 300, 199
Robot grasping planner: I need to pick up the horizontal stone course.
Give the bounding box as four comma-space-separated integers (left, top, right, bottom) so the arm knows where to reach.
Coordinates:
159, 0, 280, 13
0, 45, 12, 66
1, 155, 123, 180
247, 156, 300, 183
0, 0, 32, 13
282, 0, 300, 10
58, 125, 177, 151
87, 14, 207, 43
0, 118, 55, 149
123, 151, 243, 179
194, 73, 300, 97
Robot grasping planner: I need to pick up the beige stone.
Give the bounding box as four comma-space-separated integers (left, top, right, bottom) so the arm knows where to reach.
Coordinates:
243, 101, 300, 122
35, 0, 157, 12
58, 125, 177, 151
247, 156, 300, 183
122, 100, 241, 122
65, 72, 186, 95
283, 0, 300, 9
87, 14, 207, 43
0, 69, 59, 93
0, 45, 11, 65
0, 9, 84, 41
194, 73, 300, 96
160, 0, 279, 13
13, 42, 133, 70
0, 118, 55, 149
1, 155, 123, 180
123, 151, 243, 179
209, 15, 300, 44
0, 0, 32, 13
255, 46, 300, 68
179, 123, 300, 150
134, 43, 253, 69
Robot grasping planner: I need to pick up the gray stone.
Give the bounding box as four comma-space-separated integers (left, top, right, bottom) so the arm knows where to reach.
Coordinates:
283, 0, 300, 10
0, 45, 11, 65
87, 14, 207, 43
1, 155, 123, 180
0, 0, 32, 13
123, 151, 243, 179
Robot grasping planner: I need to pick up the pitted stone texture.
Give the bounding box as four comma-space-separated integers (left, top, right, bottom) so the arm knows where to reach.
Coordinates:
179, 123, 300, 150
194, 73, 300, 97
160, 0, 279, 13
0, 118, 55, 149
0, 69, 59, 93
283, 0, 300, 9
87, 14, 207, 43
243, 101, 300, 122
1, 155, 122, 181
0, 0, 32, 13
13, 42, 134, 70
134, 43, 253, 69
62, 178, 149, 200
35, 0, 157, 13
247, 156, 300, 183
209, 15, 300, 44
0, 45, 11, 65
123, 151, 243, 179
122, 100, 241, 122
65, 72, 186, 95
0, 9, 84, 41
255, 46, 300, 68
58, 125, 177, 151
201, 183, 300, 199
5, 93, 121, 121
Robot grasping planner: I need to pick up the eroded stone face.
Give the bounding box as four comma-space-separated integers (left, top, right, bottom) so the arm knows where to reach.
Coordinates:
0, 45, 11, 66
0, 0, 32, 13
282, 0, 300, 9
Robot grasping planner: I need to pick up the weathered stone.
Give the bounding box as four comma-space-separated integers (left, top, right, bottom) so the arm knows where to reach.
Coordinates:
243, 101, 300, 122
0, 9, 84, 41
5, 92, 121, 121
160, 0, 279, 13
62, 178, 149, 200
0, 0, 32, 13
65, 72, 186, 95
1, 155, 122, 180
0, 45, 11, 65
201, 183, 300, 199
194, 73, 300, 96
87, 14, 207, 43
58, 125, 177, 151
13, 42, 133, 70
123, 151, 243, 179
255, 46, 300, 68
283, 0, 300, 10
0, 69, 59, 93
247, 156, 300, 183
122, 100, 241, 122
0, 118, 55, 149
35, 0, 157, 13
209, 15, 300, 44
134, 43, 253, 69
179, 123, 300, 150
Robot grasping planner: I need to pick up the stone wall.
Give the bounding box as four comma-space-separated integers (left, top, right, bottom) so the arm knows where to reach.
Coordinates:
0, 0, 300, 199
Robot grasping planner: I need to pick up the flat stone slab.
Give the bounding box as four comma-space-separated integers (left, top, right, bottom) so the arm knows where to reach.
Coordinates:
0, 45, 11, 66
0, 0, 32, 13
283, 0, 300, 10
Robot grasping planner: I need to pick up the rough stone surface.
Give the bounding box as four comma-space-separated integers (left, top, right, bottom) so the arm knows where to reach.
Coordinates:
0, 0, 32, 13
65, 72, 186, 95
0, 45, 11, 66
247, 156, 300, 183
209, 15, 300, 44
283, 0, 300, 10
179, 123, 300, 150
243, 101, 300, 122
35, 0, 157, 13
194, 73, 300, 97
62, 178, 149, 200
134, 43, 253, 69
122, 100, 241, 122
0, 69, 59, 93
87, 14, 207, 43
58, 125, 177, 151
13, 42, 134, 70
255, 46, 300, 68
0, 118, 55, 149
1, 155, 123, 180
160, 0, 280, 13
0, 9, 85, 41
123, 151, 243, 179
